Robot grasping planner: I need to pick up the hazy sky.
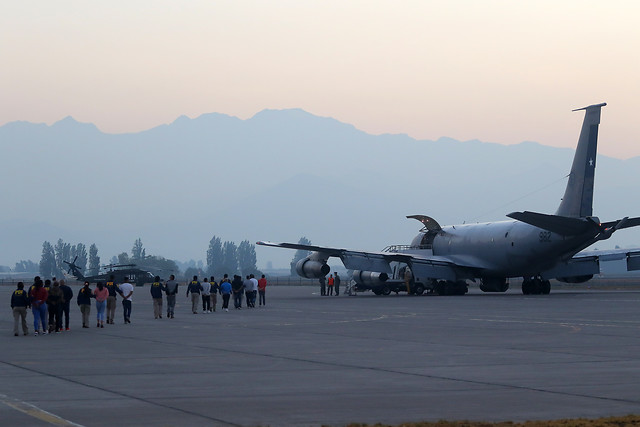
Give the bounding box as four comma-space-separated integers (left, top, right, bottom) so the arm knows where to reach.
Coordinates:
2, 1, 639, 158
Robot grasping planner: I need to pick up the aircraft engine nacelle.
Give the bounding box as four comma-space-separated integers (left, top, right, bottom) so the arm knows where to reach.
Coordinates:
556, 275, 593, 284
296, 257, 330, 279
353, 270, 389, 286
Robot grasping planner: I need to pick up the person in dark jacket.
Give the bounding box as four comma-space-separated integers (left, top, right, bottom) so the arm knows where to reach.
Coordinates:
59, 279, 73, 331
210, 276, 219, 312
77, 281, 94, 328
11, 282, 30, 336
186, 276, 202, 314
150, 276, 165, 319
47, 281, 64, 333
164, 275, 179, 319
231, 275, 245, 309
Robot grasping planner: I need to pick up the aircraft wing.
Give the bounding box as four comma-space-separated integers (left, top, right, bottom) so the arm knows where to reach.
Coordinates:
257, 241, 461, 281
541, 249, 640, 280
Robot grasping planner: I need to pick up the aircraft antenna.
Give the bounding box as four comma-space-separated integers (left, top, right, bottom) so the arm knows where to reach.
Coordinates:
466, 173, 569, 223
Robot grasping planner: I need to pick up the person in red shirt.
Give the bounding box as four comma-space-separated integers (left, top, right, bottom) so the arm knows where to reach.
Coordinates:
29, 277, 49, 335
258, 275, 268, 306
327, 274, 335, 296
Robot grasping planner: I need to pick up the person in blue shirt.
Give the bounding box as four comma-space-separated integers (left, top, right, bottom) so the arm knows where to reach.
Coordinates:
219, 274, 232, 312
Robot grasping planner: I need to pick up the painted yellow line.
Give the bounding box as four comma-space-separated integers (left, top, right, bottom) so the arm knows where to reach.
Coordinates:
0, 394, 84, 426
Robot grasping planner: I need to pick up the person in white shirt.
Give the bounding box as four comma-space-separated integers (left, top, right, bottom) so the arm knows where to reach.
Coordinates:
118, 277, 134, 324
201, 277, 212, 313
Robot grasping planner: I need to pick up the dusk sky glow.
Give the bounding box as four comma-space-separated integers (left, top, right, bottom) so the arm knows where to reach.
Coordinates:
2, 1, 639, 158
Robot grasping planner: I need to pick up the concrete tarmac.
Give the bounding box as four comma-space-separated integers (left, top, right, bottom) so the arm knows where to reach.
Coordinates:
1, 284, 640, 426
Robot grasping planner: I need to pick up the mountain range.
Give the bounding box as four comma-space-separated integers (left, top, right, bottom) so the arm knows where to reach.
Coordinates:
2, 109, 639, 270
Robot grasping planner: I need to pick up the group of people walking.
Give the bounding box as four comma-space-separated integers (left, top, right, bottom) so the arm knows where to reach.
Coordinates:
184, 273, 267, 313
10, 272, 269, 336
10, 275, 136, 336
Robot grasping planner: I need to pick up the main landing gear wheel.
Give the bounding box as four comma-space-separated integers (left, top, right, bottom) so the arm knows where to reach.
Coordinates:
522, 278, 551, 295
435, 281, 467, 296
413, 284, 425, 296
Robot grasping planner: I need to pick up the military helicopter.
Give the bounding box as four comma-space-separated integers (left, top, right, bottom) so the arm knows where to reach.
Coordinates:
64, 256, 159, 286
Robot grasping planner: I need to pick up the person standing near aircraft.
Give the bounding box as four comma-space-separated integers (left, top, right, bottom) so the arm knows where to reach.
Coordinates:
319, 276, 326, 296
220, 274, 232, 311
77, 281, 94, 328
164, 275, 179, 318
29, 278, 48, 335
93, 282, 109, 328
11, 282, 29, 336
201, 277, 212, 313
186, 276, 202, 314
258, 274, 267, 306
210, 276, 219, 312
150, 276, 165, 319
334, 272, 341, 296
105, 275, 121, 325
119, 277, 134, 324
327, 274, 335, 296
59, 279, 73, 331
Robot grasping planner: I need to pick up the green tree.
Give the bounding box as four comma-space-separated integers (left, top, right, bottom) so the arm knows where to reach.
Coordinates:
54, 238, 71, 275
220, 241, 238, 275
132, 238, 145, 260
88, 243, 100, 276
237, 240, 260, 276
290, 237, 312, 276
39, 241, 58, 277
206, 236, 223, 277
117, 252, 130, 265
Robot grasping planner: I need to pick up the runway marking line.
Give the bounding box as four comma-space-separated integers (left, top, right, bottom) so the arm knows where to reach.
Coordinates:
0, 394, 84, 426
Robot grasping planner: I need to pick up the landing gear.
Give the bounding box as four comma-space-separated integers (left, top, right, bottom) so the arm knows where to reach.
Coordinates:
522, 277, 551, 295
435, 280, 468, 296
479, 278, 509, 293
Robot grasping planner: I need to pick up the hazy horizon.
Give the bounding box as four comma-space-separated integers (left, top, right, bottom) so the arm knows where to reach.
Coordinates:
2, 1, 639, 158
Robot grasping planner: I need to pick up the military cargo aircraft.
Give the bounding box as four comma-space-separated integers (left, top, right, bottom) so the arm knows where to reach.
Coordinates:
258, 103, 640, 295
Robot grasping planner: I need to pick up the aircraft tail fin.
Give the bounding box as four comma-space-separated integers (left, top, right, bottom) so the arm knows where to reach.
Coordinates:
555, 103, 606, 218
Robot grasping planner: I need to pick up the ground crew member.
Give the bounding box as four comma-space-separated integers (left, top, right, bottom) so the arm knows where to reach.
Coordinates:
334, 272, 341, 296
327, 274, 335, 296
404, 268, 412, 294
11, 282, 29, 336
150, 276, 164, 319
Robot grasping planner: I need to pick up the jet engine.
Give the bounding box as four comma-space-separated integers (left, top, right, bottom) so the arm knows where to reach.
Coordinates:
295, 256, 330, 279
352, 270, 389, 286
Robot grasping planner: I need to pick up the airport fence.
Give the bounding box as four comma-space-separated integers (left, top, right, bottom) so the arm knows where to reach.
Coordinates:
0, 276, 320, 287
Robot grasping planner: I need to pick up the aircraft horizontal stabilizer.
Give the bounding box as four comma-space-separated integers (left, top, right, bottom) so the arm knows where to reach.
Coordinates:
506, 211, 595, 235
